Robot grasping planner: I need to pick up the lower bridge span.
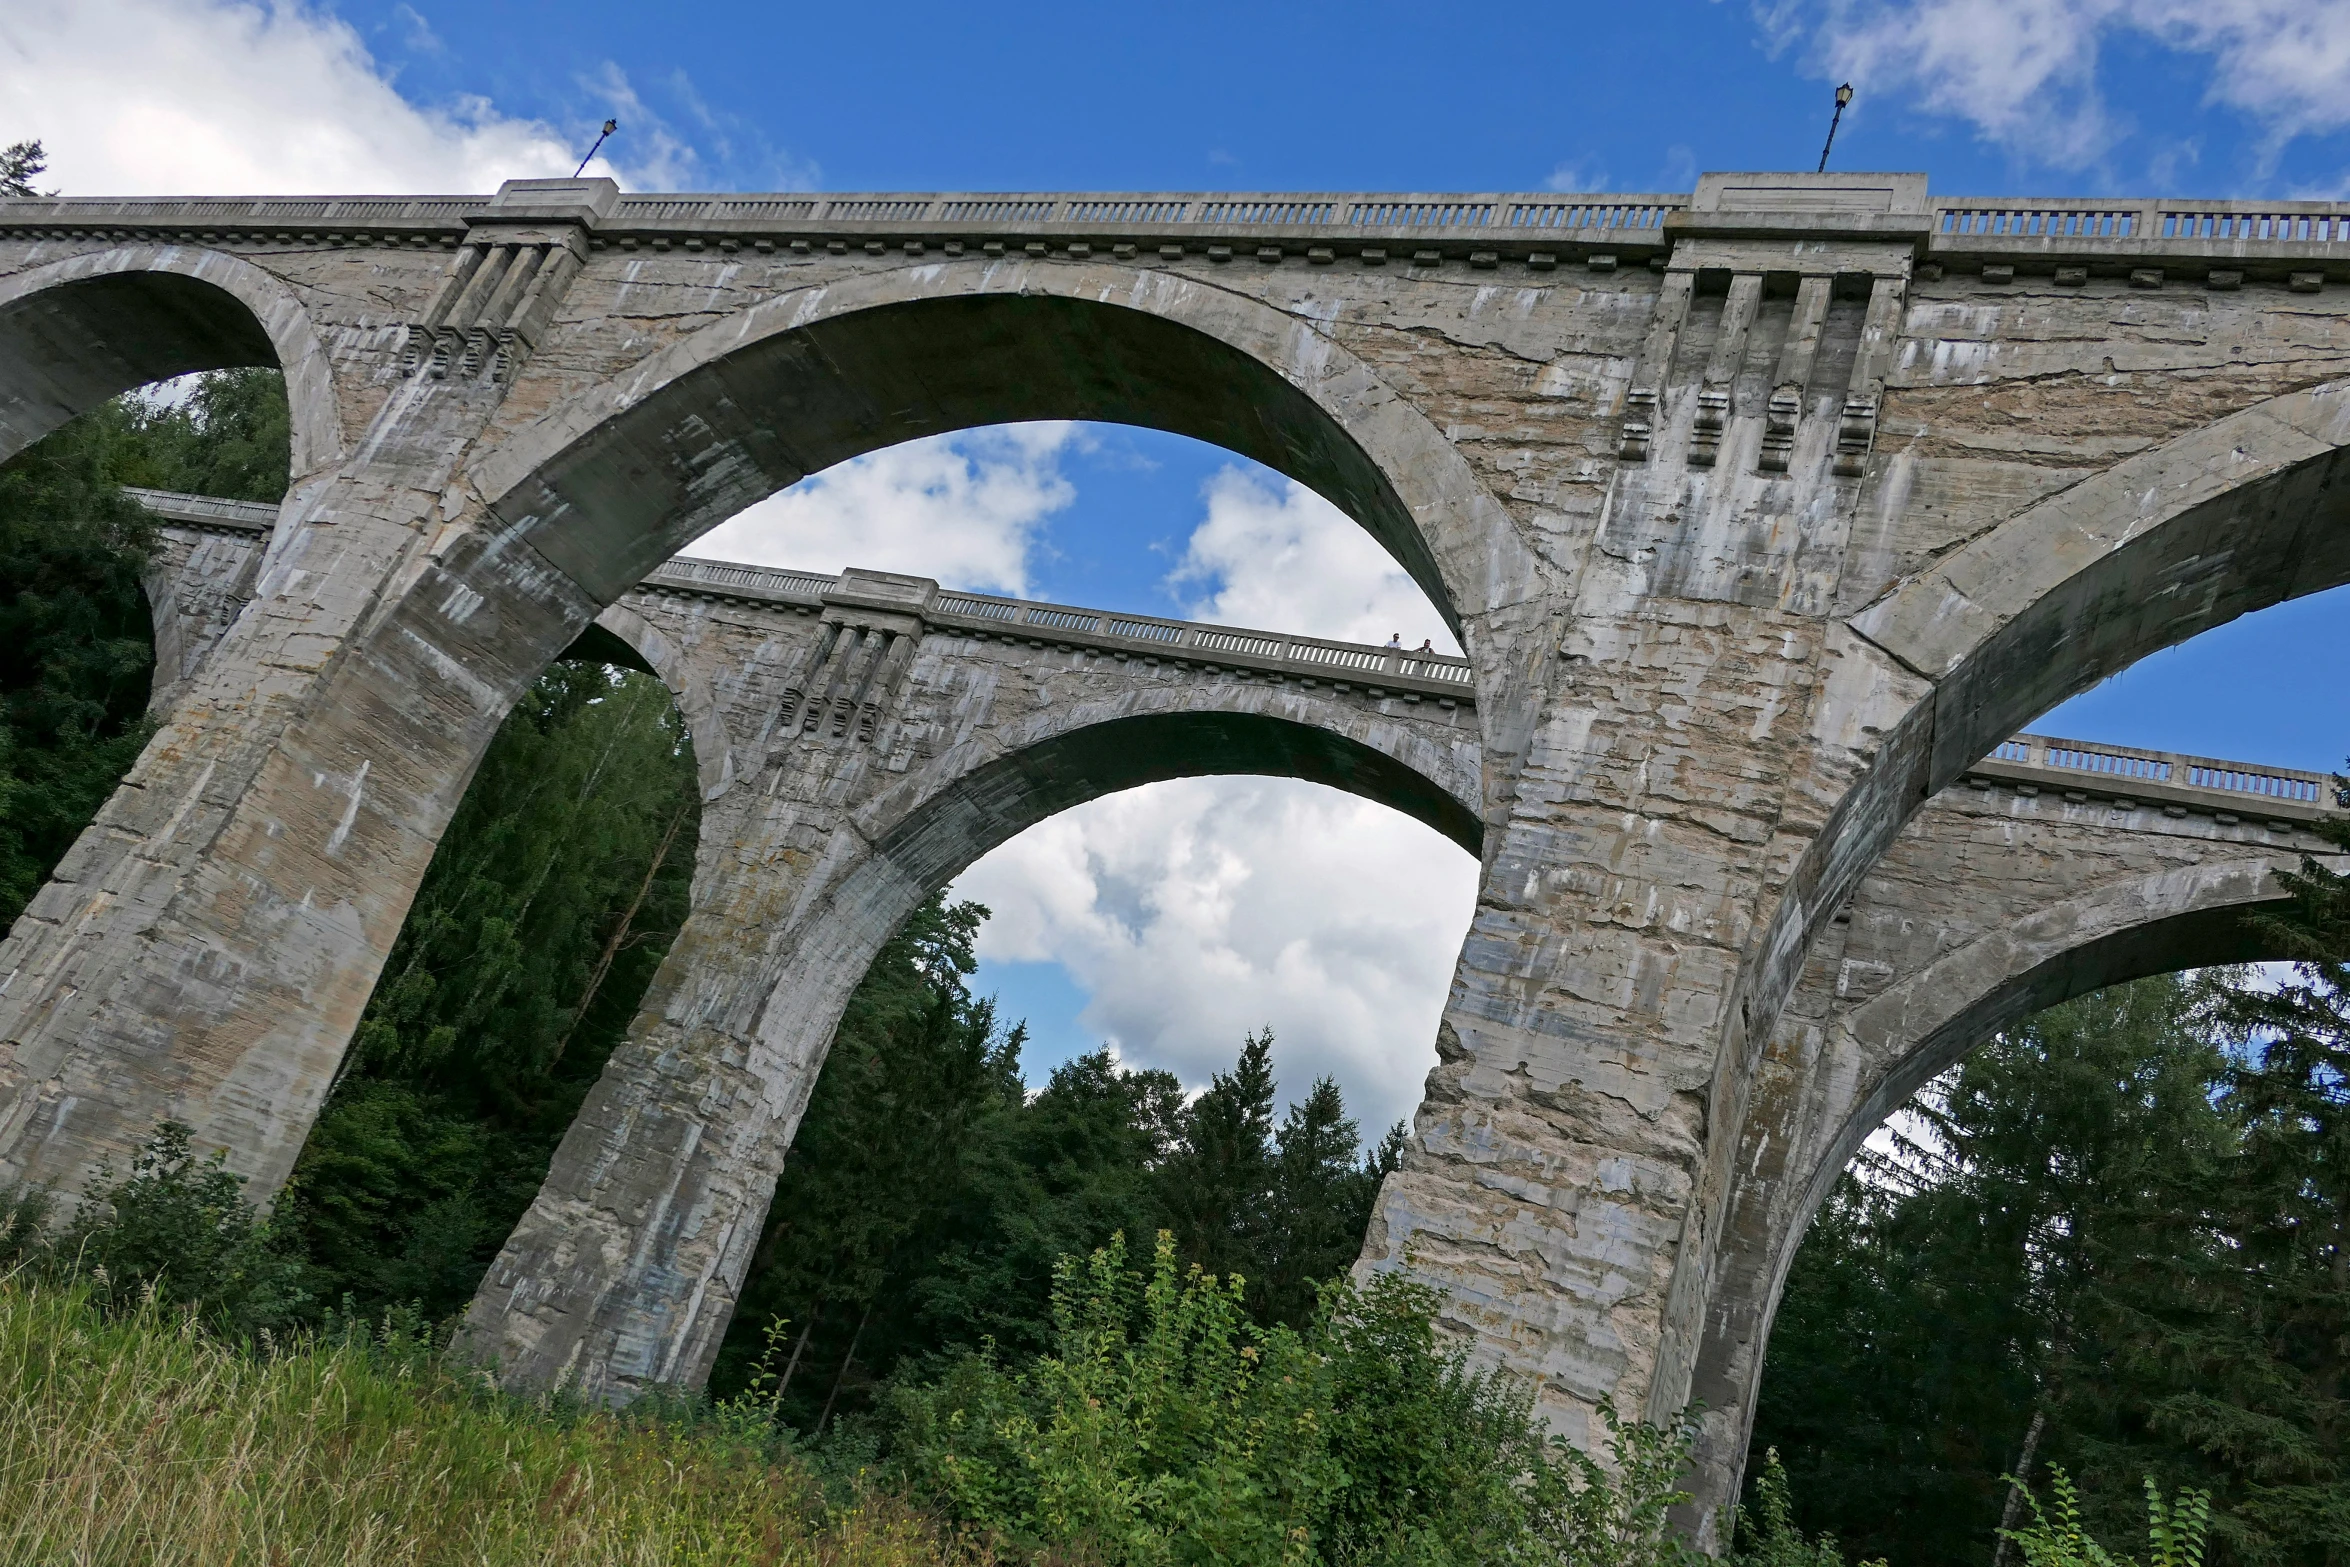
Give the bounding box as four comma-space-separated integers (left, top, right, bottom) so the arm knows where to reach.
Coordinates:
133, 491, 2343, 1486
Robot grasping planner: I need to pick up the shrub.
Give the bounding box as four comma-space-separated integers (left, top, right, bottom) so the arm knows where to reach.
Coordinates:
1733, 1449, 1885, 1567
15, 1120, 311, 1336
889, 1230, 1701, 1567
1999, 1469, 2212, 1567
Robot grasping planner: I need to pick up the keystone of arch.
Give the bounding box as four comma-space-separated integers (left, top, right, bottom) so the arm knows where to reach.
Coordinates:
463, 256, 1548, 641
1851, 379, 2350, 790
0, 244, 344, 484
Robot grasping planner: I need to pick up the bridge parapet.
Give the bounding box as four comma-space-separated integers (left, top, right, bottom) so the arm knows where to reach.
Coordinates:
14, 182, 2350, 284
125, 488, 1479, 703
128, 489, 2330, 813
649, 553, 1477, 701
1968, 732, 2340, 827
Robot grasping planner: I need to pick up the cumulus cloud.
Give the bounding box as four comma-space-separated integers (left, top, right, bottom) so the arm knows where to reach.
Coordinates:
1773, 0, 2350, 170
953, 777, 1480, 1133
0, 0, 724, 194
704, 437, 1477, 1129
683, 426, 1079, 597
0, 0, 569, 194
1168, 467, 1459, 653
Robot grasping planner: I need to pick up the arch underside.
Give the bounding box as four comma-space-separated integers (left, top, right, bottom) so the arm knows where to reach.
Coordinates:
874, 706, 1484, 890
1736, 383, 2350, 1284
480, 283, 1469, 634
0, 271, 274, 461
1797, 897, 2282, 1238
1680, 836, 2324, 1544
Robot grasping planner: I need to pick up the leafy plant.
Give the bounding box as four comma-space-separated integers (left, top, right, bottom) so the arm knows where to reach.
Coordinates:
893, 1230, 1703, 1567
1999, 1469, 2211, 1567
1733, 1449, 1883, 1567
49, 1120, 311, 1336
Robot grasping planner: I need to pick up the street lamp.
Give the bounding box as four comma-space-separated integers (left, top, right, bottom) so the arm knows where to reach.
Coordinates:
574, 120, 619, 179
1817, 84, 1854, 173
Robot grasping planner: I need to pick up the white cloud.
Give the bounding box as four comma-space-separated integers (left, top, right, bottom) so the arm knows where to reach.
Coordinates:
1778, 0, 2350, 170
1168, 467, 1459, 653
683, 425, 1078, 597
0, 0, 659, 194
1546, 160, 1610, 194
953, 777, 1480, 1134
699, 440, 1476, 1138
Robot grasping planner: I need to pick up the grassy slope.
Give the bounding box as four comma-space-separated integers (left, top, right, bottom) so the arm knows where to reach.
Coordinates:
0, 1277, 976, 1567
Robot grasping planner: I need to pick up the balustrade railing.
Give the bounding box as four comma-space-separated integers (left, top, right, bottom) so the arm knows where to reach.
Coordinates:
119, 492, 2345, 806
1975, 733, 2332, 816
16, 185, 2350, 267
643, 555, 1475, 692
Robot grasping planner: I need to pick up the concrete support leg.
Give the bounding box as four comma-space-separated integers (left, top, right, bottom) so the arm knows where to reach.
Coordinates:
463, 789, 919, 1398
0, 403, 588, 1200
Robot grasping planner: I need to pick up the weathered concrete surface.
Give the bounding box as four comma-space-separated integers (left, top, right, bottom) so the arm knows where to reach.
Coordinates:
127, 501, 1482, 1395
1669, 778, 2342, 1544
462, 567, 1482, 1395
9, 174, 2350, 1549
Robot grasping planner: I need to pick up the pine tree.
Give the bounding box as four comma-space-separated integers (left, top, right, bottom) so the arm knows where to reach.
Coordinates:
0, 139, 46, 199
1160, 1028, 1281, 1287
286, 661, 701, 1319
0, 370, 290, 930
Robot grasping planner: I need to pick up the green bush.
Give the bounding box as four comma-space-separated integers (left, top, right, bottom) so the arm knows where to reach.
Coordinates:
887, 1230, 1700, 1567
1999, 1470, 2212, 1567
1733, 1449, 1884, 1566
16, 1120, 310, 1336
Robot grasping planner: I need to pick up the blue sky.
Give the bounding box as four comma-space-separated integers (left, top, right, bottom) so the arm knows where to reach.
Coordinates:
291, 0, 2350, 201
8, 0, 2348, 1126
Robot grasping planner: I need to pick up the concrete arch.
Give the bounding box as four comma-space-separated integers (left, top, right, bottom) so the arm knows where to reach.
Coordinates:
467, 670, 1483, 1399
1706, 379, 2350, 1387
565, 603, 740, 804
859, 684, 1484, 873
1856, 379, 2350, 790
1679, 842, 2334, 1547
0, 245, 344, 482
463, 257, 1543, 642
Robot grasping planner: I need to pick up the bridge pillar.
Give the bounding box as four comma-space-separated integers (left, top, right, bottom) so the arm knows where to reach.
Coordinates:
0, 423, 573, 1200
461, 582, 935, 1396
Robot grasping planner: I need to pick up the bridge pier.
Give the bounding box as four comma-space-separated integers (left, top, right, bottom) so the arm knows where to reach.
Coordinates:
8, 168, 2350, 1554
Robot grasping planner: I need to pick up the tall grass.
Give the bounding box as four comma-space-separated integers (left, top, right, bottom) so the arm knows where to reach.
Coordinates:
0, 1275, 973, 1566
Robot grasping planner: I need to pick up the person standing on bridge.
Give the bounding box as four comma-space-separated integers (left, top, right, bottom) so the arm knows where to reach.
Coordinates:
1386, 632, 1402, 649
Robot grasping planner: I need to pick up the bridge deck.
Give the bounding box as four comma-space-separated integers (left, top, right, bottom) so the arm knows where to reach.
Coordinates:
129, 486, 2337, 825
22, 183, 2350, 281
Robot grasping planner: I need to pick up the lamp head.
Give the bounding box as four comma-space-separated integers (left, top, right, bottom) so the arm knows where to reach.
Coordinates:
1834, 83, 1854, 108
601, 119, 619, 136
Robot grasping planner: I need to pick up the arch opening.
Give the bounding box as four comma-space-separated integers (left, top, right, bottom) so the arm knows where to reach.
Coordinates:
1731, 911, 2312, 1562
702, 746, 1481, 1424
281, 647, 706, 1326
0, 369, 294, 934
0, 250, 340, 481
476, 266, 1495, 640
1688, 831, 2334, 1552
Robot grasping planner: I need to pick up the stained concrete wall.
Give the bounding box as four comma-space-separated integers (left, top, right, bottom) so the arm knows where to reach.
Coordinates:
458, 569, 1482, 1394
7, 175, 2350, 1554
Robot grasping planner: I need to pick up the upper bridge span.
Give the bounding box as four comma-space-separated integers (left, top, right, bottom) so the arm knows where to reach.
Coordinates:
9, 168, 2350, 1547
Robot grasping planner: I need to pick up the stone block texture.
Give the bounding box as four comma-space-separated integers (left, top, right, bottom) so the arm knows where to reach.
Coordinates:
5, 174, 2349, 1549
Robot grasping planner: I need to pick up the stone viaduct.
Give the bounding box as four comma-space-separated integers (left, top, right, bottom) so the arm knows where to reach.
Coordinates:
5, 170, 2349, 1547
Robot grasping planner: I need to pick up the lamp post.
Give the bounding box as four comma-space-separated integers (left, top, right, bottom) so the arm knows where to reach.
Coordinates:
574, 120, 619, 179
1817, 84, 1854, 173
